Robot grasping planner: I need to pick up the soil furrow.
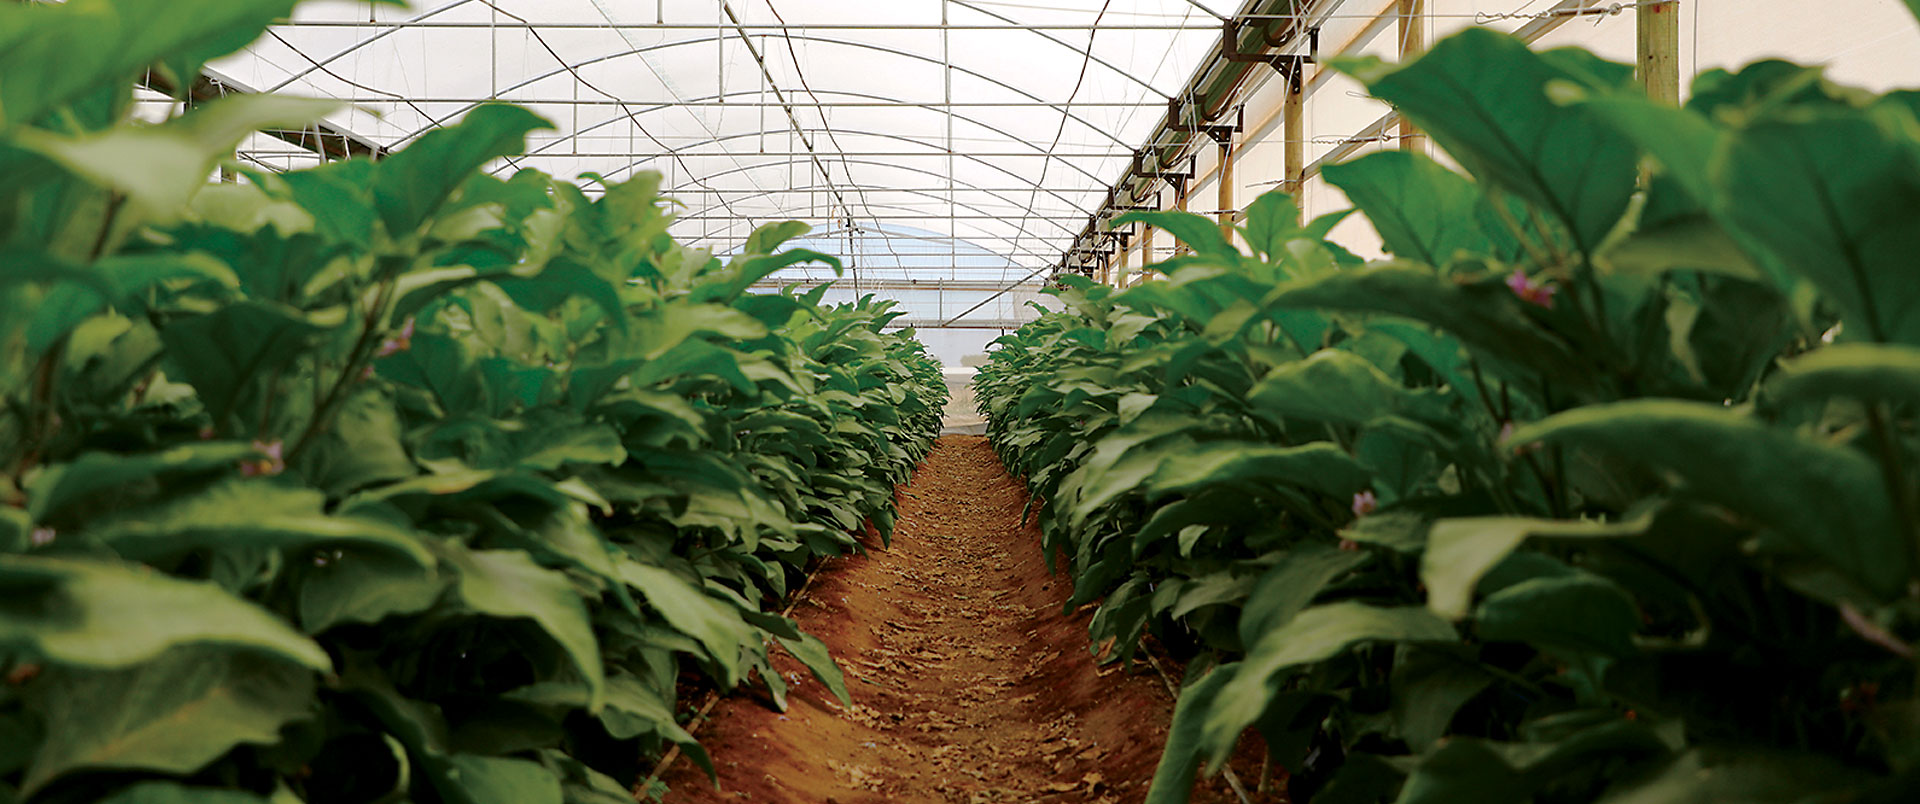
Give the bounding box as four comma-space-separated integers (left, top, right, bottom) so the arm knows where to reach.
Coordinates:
661, 435, 1244, 803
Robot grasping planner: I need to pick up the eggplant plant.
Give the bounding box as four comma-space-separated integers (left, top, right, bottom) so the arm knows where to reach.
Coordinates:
0, 2, 945, 803
978, 20, 1920, 804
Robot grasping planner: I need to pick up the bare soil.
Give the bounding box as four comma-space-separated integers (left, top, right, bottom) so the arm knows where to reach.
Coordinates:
657, 435, 1259, 803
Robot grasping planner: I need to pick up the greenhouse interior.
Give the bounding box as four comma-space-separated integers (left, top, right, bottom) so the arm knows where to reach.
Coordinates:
8, 0, 1920, 802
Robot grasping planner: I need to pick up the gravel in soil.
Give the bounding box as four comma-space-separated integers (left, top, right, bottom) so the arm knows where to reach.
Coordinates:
656, 435, 1255, 803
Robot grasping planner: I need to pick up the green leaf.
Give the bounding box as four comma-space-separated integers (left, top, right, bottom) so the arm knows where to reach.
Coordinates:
1509, 400, 1908, 599
1114, 208, 1237, 258
0, 554, 330, 671
19, 95, 339, 217
1714, 104, 1920, 343
1339, 29, 1638, 251
776, 630, 852, 709
1247, 348, 1442, 427
0, 0, 353, 128
615, 559, 757, 687
1423, 513, 1653, 619
1595, 747, 1869, 804
26, 442, 260, 521
22, 648, 316, 795
1239, 189, 1298, 262
1392, 648, 1496, 752
1771, 342, 1920, 409
95, 781, 271, 804
90, 481, 434, 567
1237, 544, 1372, 648
1322, 150, 1523, 266
1476, 573, 1640, 658
1204, 603, 1455, 761
1144, 664, 1236, 804
442, 546, 604, 709
297, 549, 445, 634
160, 301, 330, 428
1266, 263, 1587, 389
372, 105, 554, 236
439, 754, 562, 804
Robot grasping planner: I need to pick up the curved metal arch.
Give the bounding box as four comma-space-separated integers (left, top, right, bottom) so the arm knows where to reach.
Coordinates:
676, 198, 1070, 262
514, 94, 1119, 209
266, 1, 1171, 109
583, 123, 1120, 193
671, 182, 1078, 257
265, 0, 482, 93
676, 181, 1079, 236
649, 155, 1096, 223
795, 224, 1032, 263
384, 32, 1146, 151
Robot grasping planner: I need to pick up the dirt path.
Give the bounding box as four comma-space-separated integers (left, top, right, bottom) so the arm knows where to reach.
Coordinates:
659, 435, 1248, 803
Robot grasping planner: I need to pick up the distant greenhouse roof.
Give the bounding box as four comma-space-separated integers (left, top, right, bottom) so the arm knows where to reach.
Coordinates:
204, 0, 1246, 317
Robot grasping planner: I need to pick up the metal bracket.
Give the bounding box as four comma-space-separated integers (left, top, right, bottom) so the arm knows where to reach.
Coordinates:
1131, 148, 1192, 184
1223, 19, 1318, 88
1199, 105, 1243, 146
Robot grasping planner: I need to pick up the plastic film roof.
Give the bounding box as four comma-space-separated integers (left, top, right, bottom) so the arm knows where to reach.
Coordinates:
206, 0, 1244, 324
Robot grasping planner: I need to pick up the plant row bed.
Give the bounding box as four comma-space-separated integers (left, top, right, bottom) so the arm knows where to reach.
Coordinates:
0, 2, 948, 803
978, 23, 1920, 804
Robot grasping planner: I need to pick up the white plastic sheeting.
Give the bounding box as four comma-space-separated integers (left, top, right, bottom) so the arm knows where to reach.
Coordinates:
182, 1, 1920, 364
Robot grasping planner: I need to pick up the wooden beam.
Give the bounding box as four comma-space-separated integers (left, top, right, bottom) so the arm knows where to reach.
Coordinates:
1217, 137, 1235, 242
1283, 76, 1304, 195
1637, 0, 1681, 105
1398, 0, 1426, 152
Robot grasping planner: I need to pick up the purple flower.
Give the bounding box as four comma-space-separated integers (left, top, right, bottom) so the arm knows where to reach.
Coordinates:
29, 527, 55, 547
1506, 270, 1557, 309
241, 439, 286, 478
1351, 490, 1377, 518
375, 318, 416, 358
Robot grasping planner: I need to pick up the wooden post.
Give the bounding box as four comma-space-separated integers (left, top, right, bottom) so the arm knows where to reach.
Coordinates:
1217, 137, 1235, 243
1637, 1, 1680, 105
1283, 76, 1304, 196
1174, 179, 1190, 257
1114, 229, 1130, 286
1139, 220, 1154, 285
1398, 0, 1425, 151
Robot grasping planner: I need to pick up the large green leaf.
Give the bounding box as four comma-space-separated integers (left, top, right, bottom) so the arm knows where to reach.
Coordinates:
439, 754, 562, 804
95, 781, 271, 804
1339, 29, 1639, 252
1423, 513, 1653, 619
1246, 348, 1443, 427
1144, 664, 1237, 804
1770, 342, 1920, 409
1322, 150, 1523, 266
1595, 747, 1869, 804
1475, 573, 1640, 658
26, 441, 261, 521
89, 481, 434, 567
0, 0, 368, 128
616, 559, 756, 687
19, 94, 339, 217
1712, 104, 1920, 344
372, 105, 554, 236
1113, 208, 1237, 258
22, 648, 315, 795
1509, 400, 1908, 599
0, 554, 329, 670
1236, 544, 1372, 648
1203, 603, 1455, 761
442, 546, 604, 709
160, 300, 331, 428
1265, 263, 1586, 388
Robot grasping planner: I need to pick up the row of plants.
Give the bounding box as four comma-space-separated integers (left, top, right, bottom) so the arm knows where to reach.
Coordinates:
978, 17, 1920, 804
0, 2, 946, 803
